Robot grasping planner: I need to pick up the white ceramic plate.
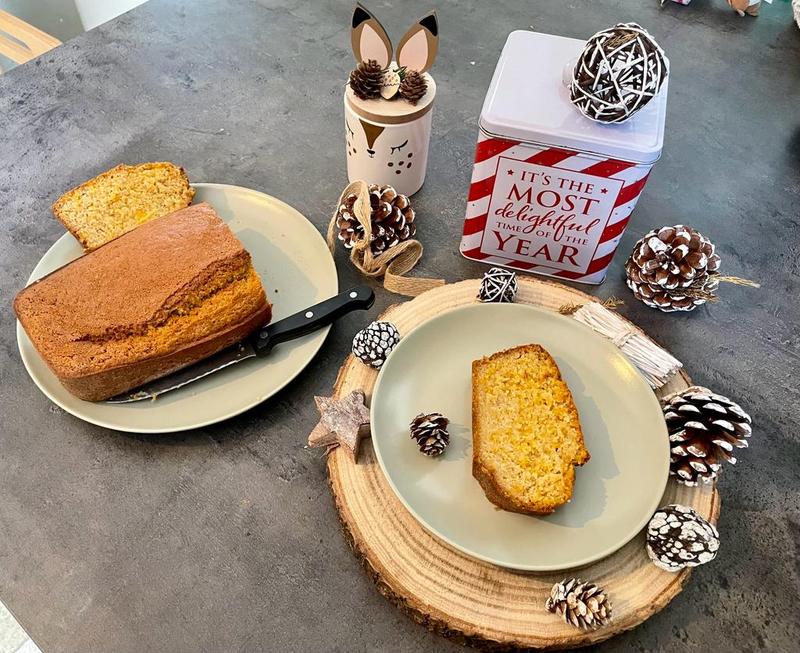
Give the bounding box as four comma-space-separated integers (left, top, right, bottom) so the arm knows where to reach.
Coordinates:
371, 304, 669, 571
16, 183, 337, 433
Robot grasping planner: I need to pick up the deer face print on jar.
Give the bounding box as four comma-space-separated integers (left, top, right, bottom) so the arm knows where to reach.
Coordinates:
343, 3, 438, 196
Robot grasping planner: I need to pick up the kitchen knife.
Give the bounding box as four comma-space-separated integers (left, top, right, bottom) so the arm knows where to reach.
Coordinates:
105, 285, 375, 404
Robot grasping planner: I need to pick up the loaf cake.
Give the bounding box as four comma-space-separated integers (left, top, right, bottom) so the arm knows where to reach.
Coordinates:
15, 203, 271, 401
52, 162, 195, 250
472, 344, 589, 515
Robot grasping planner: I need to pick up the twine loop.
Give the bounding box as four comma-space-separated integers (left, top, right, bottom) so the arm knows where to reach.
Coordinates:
326, 181, 444, 296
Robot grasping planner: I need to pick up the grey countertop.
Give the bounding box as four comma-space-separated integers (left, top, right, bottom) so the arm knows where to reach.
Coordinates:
1, 1, 798, 651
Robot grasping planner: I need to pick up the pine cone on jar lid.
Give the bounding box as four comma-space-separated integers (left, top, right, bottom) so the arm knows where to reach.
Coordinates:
663, 386, 752, 486
625, 225, 721, 312
398, 70, 428, 105
348, 59, 384, 100
335, 184, 416, 256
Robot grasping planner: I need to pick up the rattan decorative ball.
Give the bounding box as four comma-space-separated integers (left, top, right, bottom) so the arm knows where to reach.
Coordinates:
570, 23, 668, 124
478, 267, 518, 303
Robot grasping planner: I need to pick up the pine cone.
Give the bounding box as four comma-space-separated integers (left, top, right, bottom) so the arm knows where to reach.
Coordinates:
409, 412, 450, 457
349, 60, 384, 100
398, 70, 428, 105
625, 225, 721, 312
478, 267, 518, 303
352, 321, 401, 369
335, 184, 416, 255
663, 386, 752, 486
646, 504, 720, 572
545, 578, 612, 630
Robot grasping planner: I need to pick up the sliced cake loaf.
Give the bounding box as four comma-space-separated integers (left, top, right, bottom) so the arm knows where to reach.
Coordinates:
15, 203, 270, 401
472, 344, 589, 515
52, 162, 195, 250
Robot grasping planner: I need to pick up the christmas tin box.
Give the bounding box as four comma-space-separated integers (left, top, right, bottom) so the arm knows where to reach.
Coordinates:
460, 30, 668, 284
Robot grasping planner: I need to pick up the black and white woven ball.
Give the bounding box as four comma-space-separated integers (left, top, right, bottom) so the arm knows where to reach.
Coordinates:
351, 321, 401, 369
645, 504, 720, 572
570, 23, 668, 124
478, 267, 518, 303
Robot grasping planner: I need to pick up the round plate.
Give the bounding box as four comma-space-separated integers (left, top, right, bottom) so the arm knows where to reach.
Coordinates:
370, 303, 669, 571
16, 183, 337, 433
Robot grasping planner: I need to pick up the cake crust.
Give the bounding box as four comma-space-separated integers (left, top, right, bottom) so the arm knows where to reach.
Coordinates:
472, 344, 589, 515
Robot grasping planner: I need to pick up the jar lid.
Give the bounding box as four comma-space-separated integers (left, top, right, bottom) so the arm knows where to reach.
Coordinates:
346, 72, 436, 125
480, 31, 667, 165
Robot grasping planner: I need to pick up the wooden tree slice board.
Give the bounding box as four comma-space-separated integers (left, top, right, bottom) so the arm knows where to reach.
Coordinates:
325, 277, 719, 650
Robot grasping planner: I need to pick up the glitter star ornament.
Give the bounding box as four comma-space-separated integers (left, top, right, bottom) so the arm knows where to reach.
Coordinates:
307, 390, 371, 461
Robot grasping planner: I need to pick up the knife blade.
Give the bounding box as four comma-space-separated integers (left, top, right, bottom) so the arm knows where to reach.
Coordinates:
105, 285, 375, 404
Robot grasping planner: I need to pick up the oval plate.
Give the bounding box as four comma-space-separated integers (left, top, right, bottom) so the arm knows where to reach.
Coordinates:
370, 303, 669, 571
16, 183, 337, 433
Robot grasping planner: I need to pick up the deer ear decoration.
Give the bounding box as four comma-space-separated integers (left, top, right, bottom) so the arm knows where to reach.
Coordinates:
396, 11, 438, 74
351, 3, 393, 68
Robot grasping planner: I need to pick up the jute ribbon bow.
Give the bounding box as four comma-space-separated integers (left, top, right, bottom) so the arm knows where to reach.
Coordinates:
326, 180, 444, 297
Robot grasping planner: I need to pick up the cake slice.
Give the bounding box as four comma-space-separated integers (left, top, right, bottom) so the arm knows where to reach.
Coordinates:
15, 203, 270, 401
472, 344, 589, 515
52, 162, 195, 250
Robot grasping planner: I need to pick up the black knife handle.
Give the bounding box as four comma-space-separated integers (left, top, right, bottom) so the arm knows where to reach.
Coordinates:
251, 286, 375, 356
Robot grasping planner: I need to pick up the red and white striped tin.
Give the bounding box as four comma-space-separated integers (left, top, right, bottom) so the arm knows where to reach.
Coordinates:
460, 31, 668, 285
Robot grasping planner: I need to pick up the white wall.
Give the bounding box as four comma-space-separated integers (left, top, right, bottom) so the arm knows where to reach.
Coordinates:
74, 0, 148, 30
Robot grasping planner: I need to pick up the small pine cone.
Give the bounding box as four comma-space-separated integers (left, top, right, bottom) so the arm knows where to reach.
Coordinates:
625, 225, 721, 312
410, 412, 450, 457
352, 321, 401, 369
335, 184, 416, 255
349, 59, 384, 100
545, 578, 612, 630
478, 267, 518, 303
663, 386, 752, 486
646, 504, 720, 572
398, 70, 428, 105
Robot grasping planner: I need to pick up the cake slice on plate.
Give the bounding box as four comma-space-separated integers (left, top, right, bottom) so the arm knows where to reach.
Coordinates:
472, 344, 589, 515
52, 162, 195, 250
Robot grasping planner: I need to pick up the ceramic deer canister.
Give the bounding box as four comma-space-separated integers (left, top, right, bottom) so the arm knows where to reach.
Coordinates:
345, 4, 438, 196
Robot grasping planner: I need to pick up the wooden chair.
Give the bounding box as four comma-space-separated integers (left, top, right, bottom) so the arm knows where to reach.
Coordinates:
0, 9, 61, 72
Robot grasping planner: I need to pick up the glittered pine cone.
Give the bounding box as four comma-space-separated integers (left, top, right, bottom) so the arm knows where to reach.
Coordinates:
646, 504, 720, 572
663, 386, 752, 486
545, 578, 612, 630
336, 184, 416, 256
410, 412, 450, 457
570, 23, 668, 124
625, 225, 721, 312
398, 70, 428, 105
352, 321, 401, 369
349, 59, 384, 100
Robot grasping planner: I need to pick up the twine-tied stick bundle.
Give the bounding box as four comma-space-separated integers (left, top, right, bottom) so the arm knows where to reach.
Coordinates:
570, 301, 682, 389
570, 23, 669, 124
327, 180, 444, 297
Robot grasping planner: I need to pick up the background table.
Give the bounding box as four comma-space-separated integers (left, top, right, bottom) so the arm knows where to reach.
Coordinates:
1, 1, 798, 651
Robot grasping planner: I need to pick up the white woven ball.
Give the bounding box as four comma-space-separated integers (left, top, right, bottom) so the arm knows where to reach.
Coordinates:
570, 23, 669, 124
